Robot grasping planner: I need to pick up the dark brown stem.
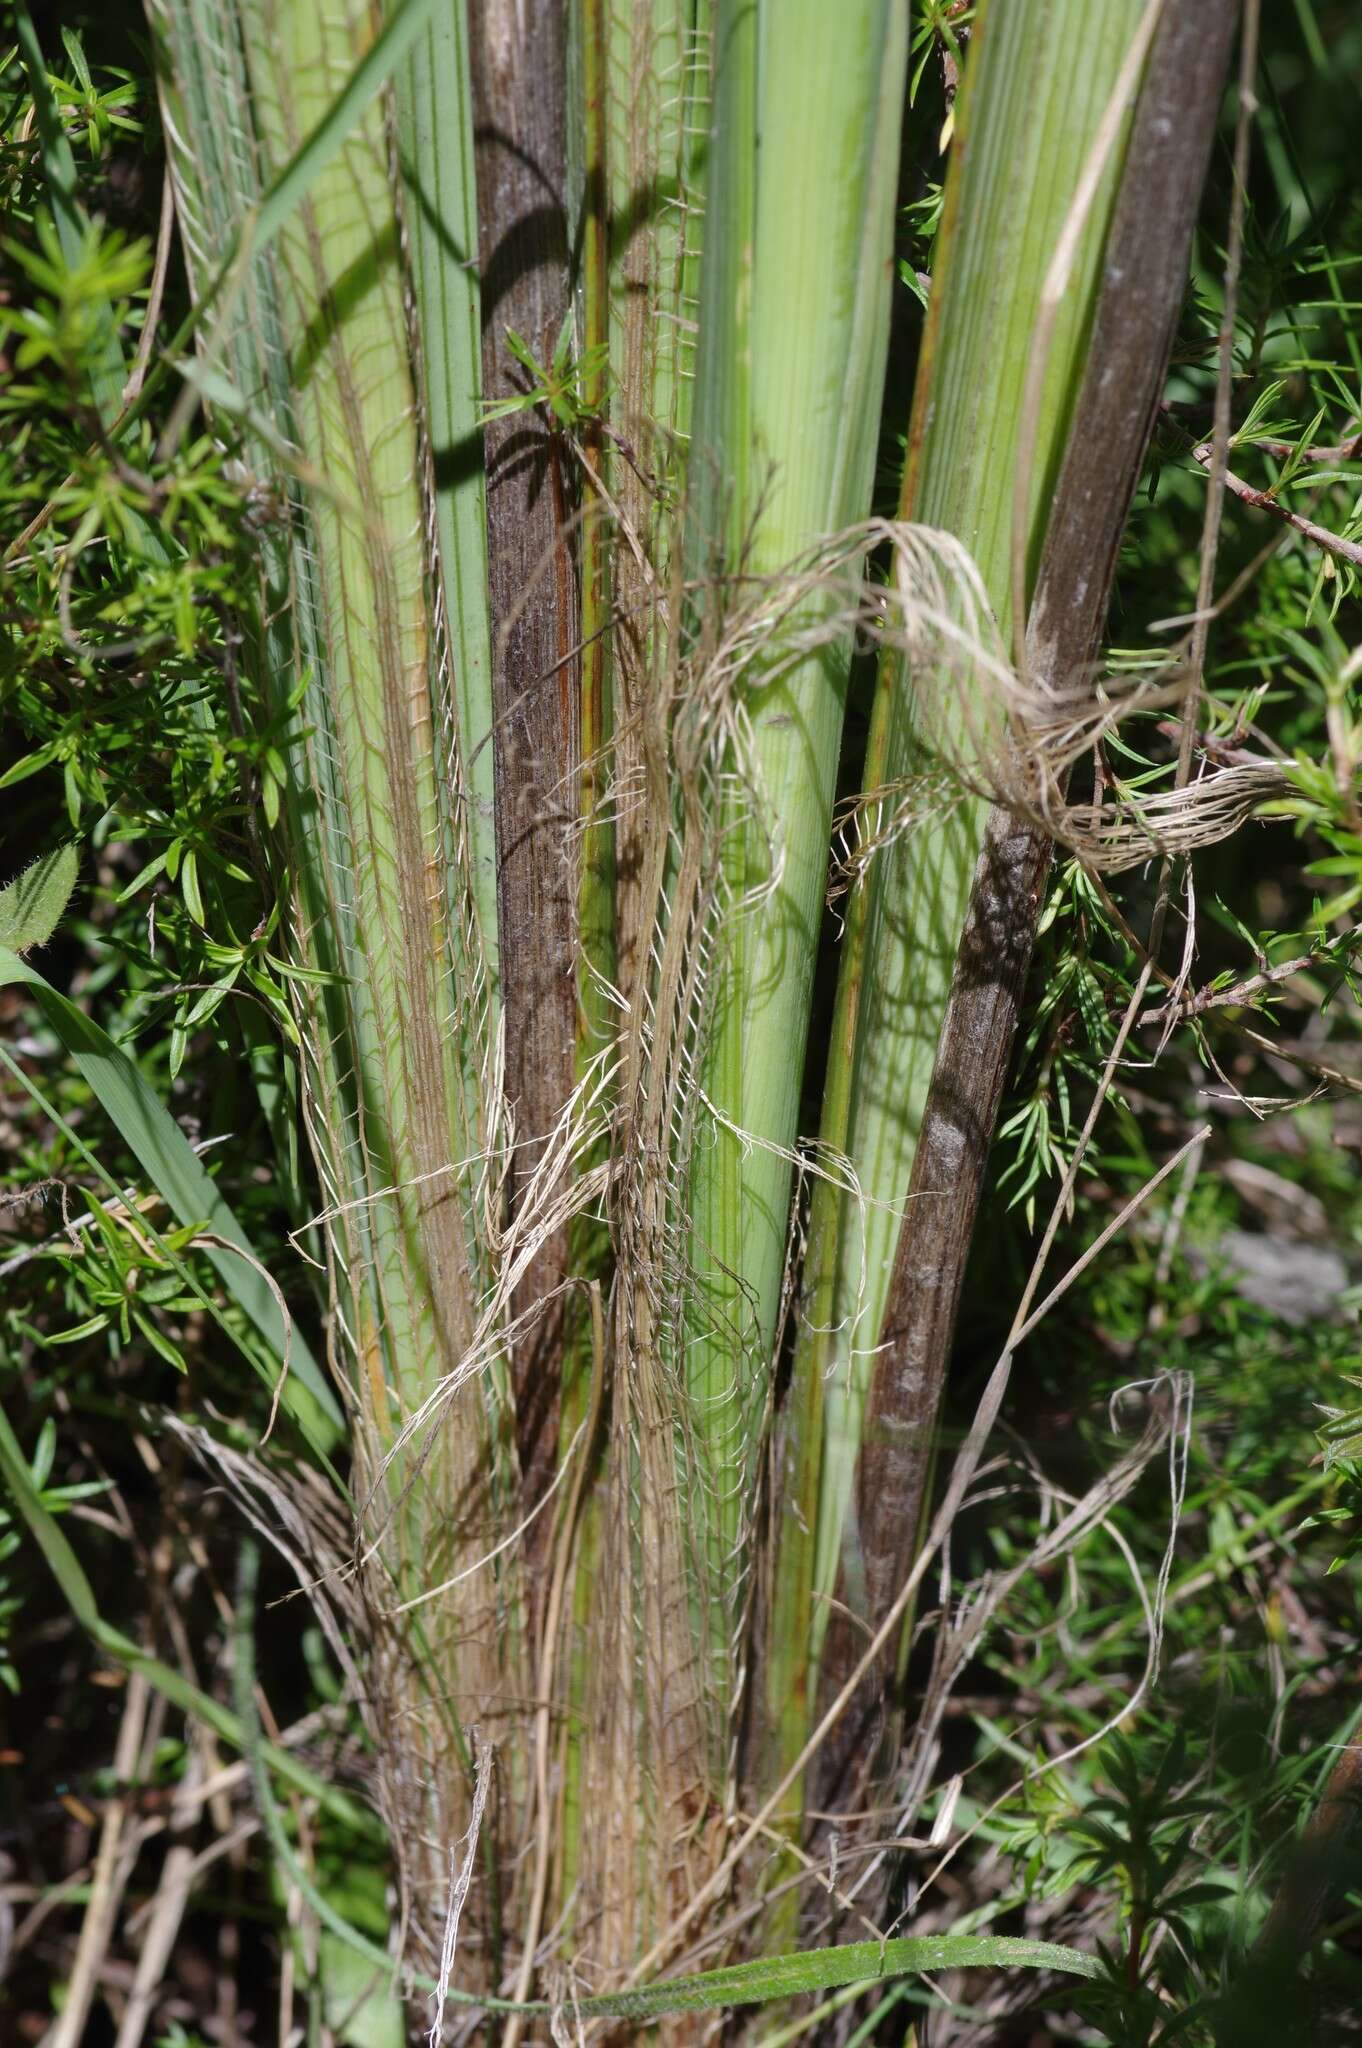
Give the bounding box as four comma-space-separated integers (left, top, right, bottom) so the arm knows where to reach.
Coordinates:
469, 0, 578, 1554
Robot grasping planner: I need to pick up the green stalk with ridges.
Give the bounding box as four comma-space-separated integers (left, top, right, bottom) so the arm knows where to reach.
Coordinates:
393, 3, 500, 997
766, 0, 1155, 1829
684, 0, 909, 1651
234, 0, 492, 1486
147, 0, 523, 1956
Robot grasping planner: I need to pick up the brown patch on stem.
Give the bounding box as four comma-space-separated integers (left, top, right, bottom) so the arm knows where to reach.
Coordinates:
470, 0, 578, 1559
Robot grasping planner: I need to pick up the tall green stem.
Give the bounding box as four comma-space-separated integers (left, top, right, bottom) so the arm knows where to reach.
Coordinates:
148, 0, 522, 1971
766, 0, 1154, 1839
684, 0, 909, 1683
393, 1, 500, 997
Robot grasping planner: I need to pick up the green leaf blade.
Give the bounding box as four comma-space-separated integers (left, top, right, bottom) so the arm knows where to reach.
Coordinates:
0, 846, 78, 954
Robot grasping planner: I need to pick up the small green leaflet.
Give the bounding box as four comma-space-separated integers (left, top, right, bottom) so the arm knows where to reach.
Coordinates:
0, 846, 78, 954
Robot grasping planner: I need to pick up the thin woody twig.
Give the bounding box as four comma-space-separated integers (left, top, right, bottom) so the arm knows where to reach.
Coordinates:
1236, 1025, 1362, 1098
1160, 400, 1362, 467
1140, 950, 1319, 1024
122, 172, 176, 407
1249, 430, 1362, 464
1189, 440, 1362, 571
1010, 1125, 1211, 1348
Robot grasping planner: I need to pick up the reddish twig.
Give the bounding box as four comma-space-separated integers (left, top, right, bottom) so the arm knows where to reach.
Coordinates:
1189, 440, 1362, 570
1248, 429, 1362, 464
